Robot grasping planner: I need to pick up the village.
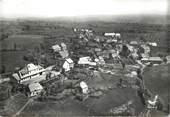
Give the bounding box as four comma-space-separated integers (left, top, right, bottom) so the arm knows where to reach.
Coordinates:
0, 27, 170, 116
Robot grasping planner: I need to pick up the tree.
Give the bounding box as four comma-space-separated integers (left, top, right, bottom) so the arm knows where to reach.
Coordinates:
23, 44, 52, 66
14, 43, 17, 51
119, 45, 130, 58
0, 33, 9, 40
22, 46, 42, 65
0, 65, 6, 74
140, 37, 146, 43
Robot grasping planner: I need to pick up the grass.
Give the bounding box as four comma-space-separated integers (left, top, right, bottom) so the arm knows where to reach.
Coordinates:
143, 64, 170, 112
0, 34, 44, 51
0, 51, 29, 72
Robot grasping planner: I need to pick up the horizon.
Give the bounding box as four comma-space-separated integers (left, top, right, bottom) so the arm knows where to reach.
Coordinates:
0, 14, 169, 25
0, 0, 168, 18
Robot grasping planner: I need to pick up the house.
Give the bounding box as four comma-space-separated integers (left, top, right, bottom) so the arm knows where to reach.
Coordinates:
59, 50, 69, 58
130, 41, 139, 45
12, 63, 46, 85
63, 58, 74, 72
80, 81, 88, 94
51, 44, 61, 52
104, 33, 116, 37
78, 56, 97, 66
141, 57, 163, 64
166, 55, 170, 63
106, 38, 117, 43
141, 44, 151, 54
126, 44, 135, 52
28, 82, 43, 97
95, 56, 105, 65
94, 36, 106, 42
52, 43, 69, 59
147, 95, 159, 109
115, 33, 121, 38
61, 42, 67, 50
148, 42, 157, 47
104, 33, 121, 38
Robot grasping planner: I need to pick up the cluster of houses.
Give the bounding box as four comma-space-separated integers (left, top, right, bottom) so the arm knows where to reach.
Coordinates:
11, 28, 169, 99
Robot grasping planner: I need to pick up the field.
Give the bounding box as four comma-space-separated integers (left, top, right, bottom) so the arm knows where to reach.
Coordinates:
143, 64, 170, 111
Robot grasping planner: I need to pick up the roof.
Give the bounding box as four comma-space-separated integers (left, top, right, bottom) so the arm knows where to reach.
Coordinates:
52, 44, 61, 52
59, 50, 69, 58
63, 58, 74, 71
61, 42, 67, 50
80, 81, 88, 89
27, 63, 43, 71
166, 55, 170, 63
12, 73, 20, 81
94, 36, 107, 42
19, 63, 45, 79
141, 57, 162, 61
130, 41, 138, 45
148, 42, 157, 47
104, 33, 116, 36
166, 55, 170, 60
28, 83, 43, 92
78, 56, 96, 66
66, 58, 73, 64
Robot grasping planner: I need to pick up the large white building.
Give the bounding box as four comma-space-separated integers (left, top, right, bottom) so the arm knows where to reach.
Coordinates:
12, 63, 46, 85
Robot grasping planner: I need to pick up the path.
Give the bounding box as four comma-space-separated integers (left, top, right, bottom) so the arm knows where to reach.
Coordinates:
12, 98, 33, 117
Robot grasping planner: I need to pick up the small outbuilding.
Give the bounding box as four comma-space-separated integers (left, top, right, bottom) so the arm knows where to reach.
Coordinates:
28, 83, 43, 97
80, 81, 88, 94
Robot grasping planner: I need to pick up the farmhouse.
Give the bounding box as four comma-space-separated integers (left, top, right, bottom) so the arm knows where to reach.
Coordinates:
148, 42, 157, 47
104, 33, 121, 39
141, 57, 163, 64
104, 32, 116, 37
63, 58, 74, 72
166, 55, 170, 63
80, 81, 88, 94
28, 82, 43, 97
78, 56, 97, 66
12, 63, 46, 85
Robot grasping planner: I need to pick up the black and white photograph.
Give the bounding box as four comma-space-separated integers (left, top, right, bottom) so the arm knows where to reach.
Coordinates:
0, 0, 169, 116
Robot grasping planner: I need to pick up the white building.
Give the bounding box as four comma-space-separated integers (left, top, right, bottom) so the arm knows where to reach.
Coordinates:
80, 81, 88, 94
78, 56, 97, 66
148, 42, 157, 47
115, 33, 121, 38
104, 33, 121, 38
166, 55, 170, 63
28, 82, 43, 97
51, 44, 61, 52
104, 33, 116, 37
12, 63, 46, 85
141, 57, 163, 64
63, 58, 74, 72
